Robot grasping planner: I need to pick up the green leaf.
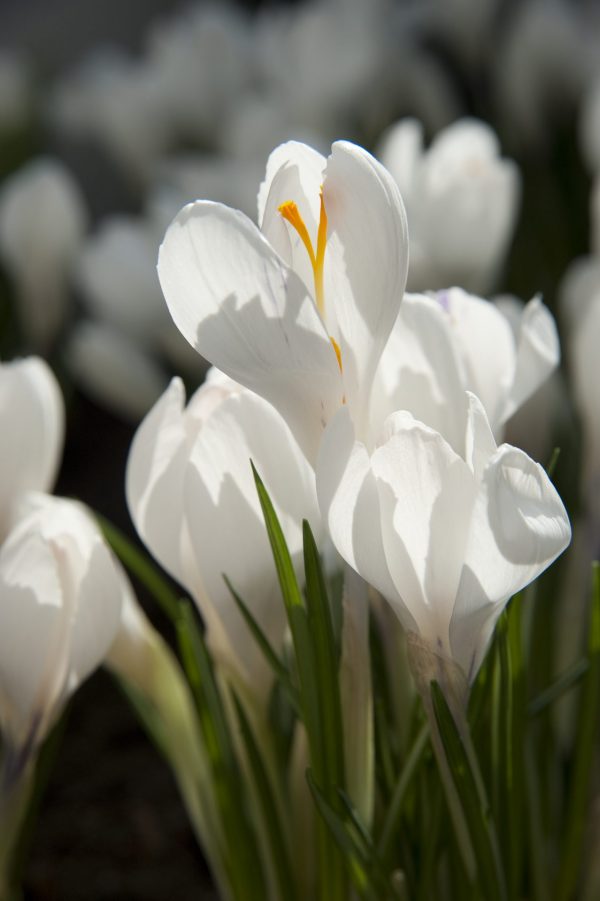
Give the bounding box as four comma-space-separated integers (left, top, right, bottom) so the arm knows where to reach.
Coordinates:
233, 694, 297, 901
555, 562, 600, 901
251, 462, 304, 616
176, 600, 266, 901
430, 681, 507, 901
528, 659, 589, 718
96, 513, 179, 623
377, 722, 429, 865
306, 770, 400, 900
302, 520, 345, 796
225, 574, 300, 713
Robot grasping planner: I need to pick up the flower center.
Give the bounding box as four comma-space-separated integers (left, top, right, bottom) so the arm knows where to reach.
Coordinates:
278, 190, 328, 318
278, 191, 342, 374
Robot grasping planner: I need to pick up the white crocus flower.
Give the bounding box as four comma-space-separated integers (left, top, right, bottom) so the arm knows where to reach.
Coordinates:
372, 289, 559, 451
317, 393, 571, 685
0, 494, 123, 753
377, 118, 519, 294
158, 140, 409, 463
126, 370, 321, 703
0, 158, 87, 349
0, 356, 64, 541
65, 320, 169, 422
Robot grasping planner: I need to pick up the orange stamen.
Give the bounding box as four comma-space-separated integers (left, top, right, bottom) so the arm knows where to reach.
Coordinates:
330, 336, 343, 373
278, 201, 316, 269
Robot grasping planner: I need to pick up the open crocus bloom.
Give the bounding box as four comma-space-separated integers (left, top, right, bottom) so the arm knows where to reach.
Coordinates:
317, 393, 571, 684
372, 288, 559, 451
0, 356, 64, 541
158, 140, 408, 463
126, 369, 321, 702
0, 494, 124, 752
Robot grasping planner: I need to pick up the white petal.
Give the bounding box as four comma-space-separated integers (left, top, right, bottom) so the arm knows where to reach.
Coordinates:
0, 525, 64, 743
437, 288, 516, 432
452, 445, 571, 676
372, 293, 467, 454
316, 407, 402, 612
322, 142, 409, 430
0, 356, 64, 540
464, 391, 498, 480
158, 201, 343, 462
258, 140, 326, 233
126, 378, 191, 585
371, 413, 476, 650
502, 296, 560, 424
184, 391, 318, 697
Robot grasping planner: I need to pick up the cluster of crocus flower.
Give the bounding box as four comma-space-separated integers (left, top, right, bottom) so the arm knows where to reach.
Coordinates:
151, 138, 570, 697
0, 136, 576, 900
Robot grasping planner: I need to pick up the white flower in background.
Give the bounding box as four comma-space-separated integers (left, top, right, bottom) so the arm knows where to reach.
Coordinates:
0, 50, 33, 134
560, 259, 600, 522
65, 320, 170, 422
0, 494, 124, 751
146, 2, 251, 147
48, 49, 171, 182
372, 289, 560, 453
494, 0, 595, 151
0, 356, 64, 541
0, 158, 87, 349
317, 393, 571, 684
377, 118, 520, 294
150, 155, 263, 226
126, 370, 321, 701
158, 140, 409, 463
254, 0, 383, 142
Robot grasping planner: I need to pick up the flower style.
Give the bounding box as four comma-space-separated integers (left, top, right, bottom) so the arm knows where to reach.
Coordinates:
126, 369, 321, 702
376, 118, 519, 294
372, 288, 559, 451
0, 494, 124, 752
157, 140, 409, 462
0, 356, 64, 541
317, 393, 571, 684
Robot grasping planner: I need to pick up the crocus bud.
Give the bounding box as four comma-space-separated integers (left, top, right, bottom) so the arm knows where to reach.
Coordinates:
377, 118, 520, 294
0, 158, 87, 349
0, 356, 64, 541
0, 494, 123, 756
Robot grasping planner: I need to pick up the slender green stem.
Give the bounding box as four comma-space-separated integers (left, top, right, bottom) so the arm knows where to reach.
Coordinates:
377, 723, 429, 865
0, 754, 36, 901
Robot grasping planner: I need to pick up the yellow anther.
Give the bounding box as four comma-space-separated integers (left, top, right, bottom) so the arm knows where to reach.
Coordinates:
278, 201, 316, 269
278, 190, 328, 317
330, 336, 343, 373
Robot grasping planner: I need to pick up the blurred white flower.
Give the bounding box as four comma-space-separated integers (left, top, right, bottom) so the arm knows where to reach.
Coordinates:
49, 49, 171, 182
0, 158, 87, 349
150, 154, 263, 227
372, 289, 559, 451
126, 371, 321, 702
158, 140, 409, 463
146, 2, 252, 147
377, 118, 520, 294
65, 319, 170, 422
317, 393, 571, 684
560, 258, 600, 522
76, 214, 170, 345
0, 494, 123, 751
254, 0, 383, 142
494, 0, 595, 150
0, 356, 64, 540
